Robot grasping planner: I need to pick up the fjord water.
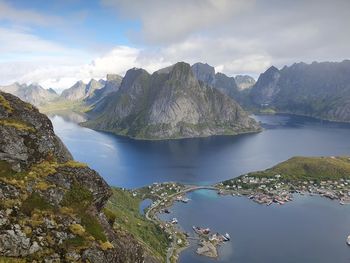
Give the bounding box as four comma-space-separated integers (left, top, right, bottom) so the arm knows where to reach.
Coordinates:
51, 114, 350, 188
159, 190, 350, 263
50, 113, 350, 262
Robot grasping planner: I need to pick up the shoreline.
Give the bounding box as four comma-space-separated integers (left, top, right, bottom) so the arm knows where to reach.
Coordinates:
136, 173, 350, 262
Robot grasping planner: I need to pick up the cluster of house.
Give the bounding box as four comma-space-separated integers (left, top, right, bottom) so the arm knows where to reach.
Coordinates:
218, 174, 350, 205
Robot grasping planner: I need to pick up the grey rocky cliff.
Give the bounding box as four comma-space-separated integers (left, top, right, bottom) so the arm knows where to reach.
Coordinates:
0, 91, 149, 262
83, 62, 260, 139
235, 75, 256, 90
0, 92, 72, 172
249, 66, 281, 105
191, 62, 216, 86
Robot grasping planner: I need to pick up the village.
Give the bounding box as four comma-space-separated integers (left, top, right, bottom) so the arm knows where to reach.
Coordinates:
217, 174, 350, 206
133, 182, 230, 261
130, 173, 350, 262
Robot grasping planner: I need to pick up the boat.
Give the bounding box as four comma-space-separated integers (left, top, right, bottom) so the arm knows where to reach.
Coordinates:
193, 226, 210, 235
223, 233, 230, 241
347, 235, 350, 246
181, 197, 190, 203
171, 218, 178, 224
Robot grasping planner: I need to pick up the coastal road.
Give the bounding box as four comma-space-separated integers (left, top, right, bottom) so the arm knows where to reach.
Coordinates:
145, 185, 219, 221
144, 185, 219, 263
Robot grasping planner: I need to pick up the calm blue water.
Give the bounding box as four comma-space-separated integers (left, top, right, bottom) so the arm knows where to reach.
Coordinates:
50, 113, 350, 262
159, 190, 350, 263
51, 114, 350, 188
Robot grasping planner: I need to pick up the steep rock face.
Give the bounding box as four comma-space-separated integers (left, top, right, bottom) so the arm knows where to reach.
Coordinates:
249, 60, 350, 122
235, 75, 256, 90
250, 66, 281, 105
84, 62, 260, 139
191, 62, 216, 86
190, 63, 245, 103
0, 83, 58, 106
60, 81, 87, 101
0, 91, 146, 262
0, 92, 72, 172
214, 72, 241, 100
85, 75, 122, 105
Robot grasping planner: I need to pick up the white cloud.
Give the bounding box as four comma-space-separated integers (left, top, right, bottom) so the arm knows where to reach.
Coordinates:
102, 0, 254, 44
1, 0, 350, 92
102, 0, 350, 73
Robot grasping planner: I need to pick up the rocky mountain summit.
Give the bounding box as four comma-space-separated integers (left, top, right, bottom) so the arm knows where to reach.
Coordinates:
0, 83, 58, 107
234, 75, 256, 90
60, 79, 105, 101
190, 62, 252, 105
83, 62, 260, 139
0, 91, 151, 262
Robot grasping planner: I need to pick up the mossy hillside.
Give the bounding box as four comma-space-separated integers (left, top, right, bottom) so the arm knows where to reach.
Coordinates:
247, 156, 350, 182
0, 257, 26, 263
106, 188, 170, 261
61, 183, 107, 242
0, 158, 109, 256
0, 119, 35, 132
0, 94, 13, 113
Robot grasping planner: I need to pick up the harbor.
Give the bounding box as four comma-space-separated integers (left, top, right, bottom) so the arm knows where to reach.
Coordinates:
133, 175, 350, 262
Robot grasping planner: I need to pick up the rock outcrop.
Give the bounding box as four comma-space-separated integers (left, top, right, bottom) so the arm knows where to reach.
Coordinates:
235, 75, 256, 90
0, 91, 147, 262
83, 62, 260, 139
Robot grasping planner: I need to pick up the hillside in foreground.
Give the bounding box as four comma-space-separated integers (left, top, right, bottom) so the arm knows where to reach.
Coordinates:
0, 91, 165, 262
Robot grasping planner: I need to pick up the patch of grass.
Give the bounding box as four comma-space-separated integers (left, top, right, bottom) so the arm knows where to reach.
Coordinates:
69, 223, 86, 236
0, 161, 17, 178
62, 161, 88, 169
0, 94, 13, 113
61, 183, 93, 209
81, 213, 107, 242
250, 156, 350, 182
0, 119, 35, 132
63, 236, 87, 248
99, 241, 114, 251
106, 188, 169, 260
103, 207, 117, 226
0, 257, 26, 263
21, 192, 53, 216
35, 181, 51, 191
61, 183, 106, 241
27, 161, 58, 179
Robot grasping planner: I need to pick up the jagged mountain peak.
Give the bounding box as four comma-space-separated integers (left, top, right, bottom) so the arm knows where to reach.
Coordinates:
83, 62, 260, 139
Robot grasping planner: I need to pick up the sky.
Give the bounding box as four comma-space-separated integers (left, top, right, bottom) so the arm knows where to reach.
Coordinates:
0, 0, 349, 92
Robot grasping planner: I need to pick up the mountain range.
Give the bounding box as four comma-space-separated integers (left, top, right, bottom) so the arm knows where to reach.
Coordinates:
83, 62, 260, 139
249, 60, 350, 122
0, 82, 58, 106
2, 59, 350, 138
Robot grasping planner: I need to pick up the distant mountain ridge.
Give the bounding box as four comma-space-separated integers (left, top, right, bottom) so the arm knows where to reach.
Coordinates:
249, 60, 350, 122
0, 82, 58, 106
4, 59, 350, 124
83, 62, 260, 139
